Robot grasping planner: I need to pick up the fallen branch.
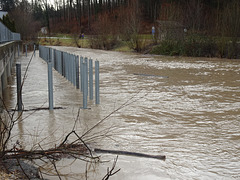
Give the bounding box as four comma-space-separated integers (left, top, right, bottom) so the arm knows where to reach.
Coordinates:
3, 143, 88, 161
95, 148, 166, 160
10, 107, 65, 112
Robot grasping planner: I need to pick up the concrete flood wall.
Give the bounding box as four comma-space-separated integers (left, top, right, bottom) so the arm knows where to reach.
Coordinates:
0, 41, 21, 111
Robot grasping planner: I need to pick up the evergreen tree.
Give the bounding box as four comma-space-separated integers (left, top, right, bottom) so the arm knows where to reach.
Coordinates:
0, 14, 16, 32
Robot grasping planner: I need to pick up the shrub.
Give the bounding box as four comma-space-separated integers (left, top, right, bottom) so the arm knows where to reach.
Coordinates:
150, 34, 239, 59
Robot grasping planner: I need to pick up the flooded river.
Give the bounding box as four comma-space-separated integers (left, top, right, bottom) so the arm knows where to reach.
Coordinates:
5, 47, 240, 179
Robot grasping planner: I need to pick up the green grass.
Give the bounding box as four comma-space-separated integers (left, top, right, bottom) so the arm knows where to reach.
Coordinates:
112, 41, 133, 52
39, 36, 90, 48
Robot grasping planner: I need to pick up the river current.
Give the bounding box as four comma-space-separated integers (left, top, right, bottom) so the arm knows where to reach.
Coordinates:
5, 47, 240, 179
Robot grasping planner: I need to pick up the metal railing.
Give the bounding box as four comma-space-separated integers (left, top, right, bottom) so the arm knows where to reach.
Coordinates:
39, 45, 100, 109
0, 21, 21, 43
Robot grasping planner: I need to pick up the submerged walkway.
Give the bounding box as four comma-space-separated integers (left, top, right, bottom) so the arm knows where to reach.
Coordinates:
8, 50, 101, 150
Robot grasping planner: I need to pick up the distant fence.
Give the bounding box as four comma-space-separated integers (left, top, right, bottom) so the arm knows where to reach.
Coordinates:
0, 21, 21, 43
39, 45, 100, 109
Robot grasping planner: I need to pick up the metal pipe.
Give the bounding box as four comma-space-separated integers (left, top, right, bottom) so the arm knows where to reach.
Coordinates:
83, 59, 88, 109
95, 61, 100, 104
80, 56, 83, 92
76, 56, 80, 89
34, 44, 36, 57
16, 62, 22, 111
48, 51, 54, 110
89, 59, 93, 100
25, 44, 27, 57
85, 57, 88, 96
18, 44, 19, 57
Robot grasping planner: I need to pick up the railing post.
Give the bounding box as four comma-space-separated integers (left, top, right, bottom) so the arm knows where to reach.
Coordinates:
76, 56, 80, 89
83, 59, 88, 109
66, 53, 69, 81
89, 59, 93, 100
80, 56, 83, 92
48, 51, 54, 110
85, 57, 88, 96
61, 51, 65, 77
72, 54, 75, 85
95, 60, 100, 104
18, 44, 20, 57
25, 44, 27, 57
16, 62, 22, 111
34, 44, 36, 57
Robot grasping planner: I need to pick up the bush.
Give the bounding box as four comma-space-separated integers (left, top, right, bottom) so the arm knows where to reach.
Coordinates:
89, 35, 119, 50
150, 34, 240, 59
150, 40, 184, 56
183, 35, 217, 57
127, 34, 148, 52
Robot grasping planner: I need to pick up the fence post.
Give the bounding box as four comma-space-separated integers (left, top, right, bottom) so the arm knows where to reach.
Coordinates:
48, 51, 54, 110
53, 49, 58, 71
18, 44, 19, 57
39, 45, 41, 58
16, 62, 22, 111
72, 54, 75, 85
66, 53, 69, 81
95, 60, 100, 104
83, 59, 88, 109
80, 56, 83, 92
25, 44, 27, 57
85, 57, 88, 96
76, 56, 80, 89
89, 59, 93, 100
62, 51, 65, 77
34, 44, 36, 57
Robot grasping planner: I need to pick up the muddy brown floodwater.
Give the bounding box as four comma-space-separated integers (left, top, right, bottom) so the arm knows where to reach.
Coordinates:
5, 47, 240, 180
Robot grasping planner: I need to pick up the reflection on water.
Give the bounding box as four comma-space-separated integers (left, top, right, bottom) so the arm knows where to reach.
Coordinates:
5, 48, 240, 179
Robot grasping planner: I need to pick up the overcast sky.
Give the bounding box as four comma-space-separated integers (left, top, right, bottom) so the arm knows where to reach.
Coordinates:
28, 0, 55, 6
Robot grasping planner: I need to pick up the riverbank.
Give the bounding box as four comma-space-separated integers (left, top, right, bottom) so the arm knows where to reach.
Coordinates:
38, 34, 240, 59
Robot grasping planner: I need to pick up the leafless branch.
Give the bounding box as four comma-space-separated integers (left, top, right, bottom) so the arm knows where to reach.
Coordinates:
38, 144, 62, 180
16, 158, 31, 180
102, 156, 121, 180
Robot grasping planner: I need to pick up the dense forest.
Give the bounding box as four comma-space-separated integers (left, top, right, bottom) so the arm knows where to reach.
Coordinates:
1, 0, 239, 58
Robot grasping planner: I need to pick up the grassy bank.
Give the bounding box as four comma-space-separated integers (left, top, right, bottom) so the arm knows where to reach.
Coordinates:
38, 35, 90, 48
38, 34, 240, 59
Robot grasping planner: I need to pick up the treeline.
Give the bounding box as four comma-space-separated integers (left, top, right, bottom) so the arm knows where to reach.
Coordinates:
0, 0, 239, 58
1, 0, 239, 37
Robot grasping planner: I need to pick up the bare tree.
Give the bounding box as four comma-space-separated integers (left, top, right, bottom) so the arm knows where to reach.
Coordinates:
10, 0, 40, 40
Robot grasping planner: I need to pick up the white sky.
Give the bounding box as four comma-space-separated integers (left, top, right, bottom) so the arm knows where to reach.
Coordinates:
28, 0, 55, 6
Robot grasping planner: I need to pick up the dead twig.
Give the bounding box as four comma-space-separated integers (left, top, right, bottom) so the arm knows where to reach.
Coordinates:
16, 158, 30, 180
102, 156, 120, 180
38, 144, 62, 180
